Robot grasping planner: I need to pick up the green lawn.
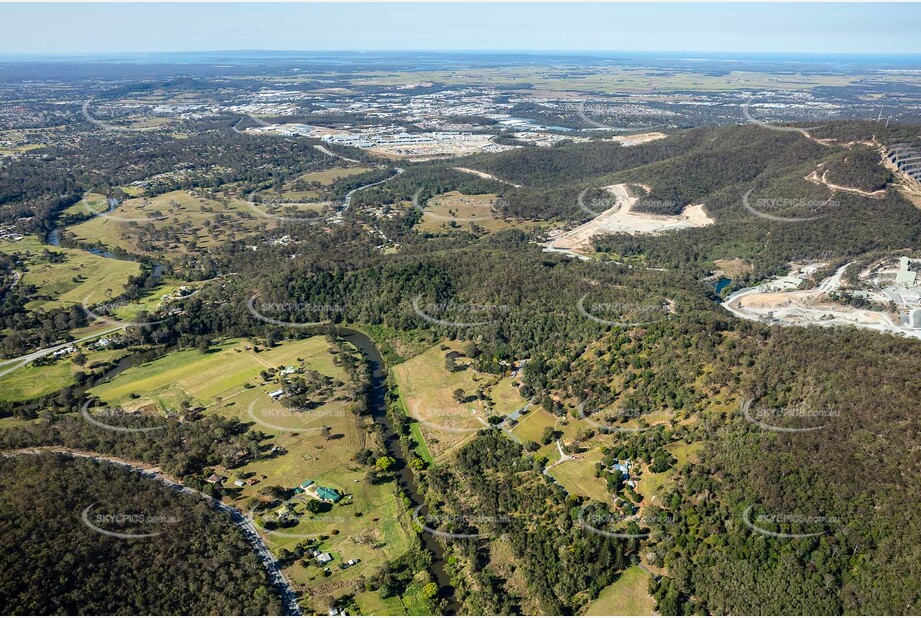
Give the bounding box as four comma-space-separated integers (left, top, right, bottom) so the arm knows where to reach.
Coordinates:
299, 166, 373, 185
67, 189, 277, 257
0, 348, 130, 403
409, 421, 435, 465
548, 448, 609, 502
354, 591, 407, 616
90, 337, 345, 409
84, 335, 415, 597
392, 342, 488, 462
636, 441, 703, 507
0, 235, 140, 309
585, 566, 655, 615
488, 376, 527, 415
511, 407, 557, 444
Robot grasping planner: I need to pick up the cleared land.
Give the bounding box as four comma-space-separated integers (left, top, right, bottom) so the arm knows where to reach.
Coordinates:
488, 376, 528, 415
723, 264, 921, 340
88, 336, 413, 604
612, 132, 667, 147
636, 441, 703, 509
0, 348, 129, 403
452, 167, 523, 188
67, 189, 280, 257
547, 447, 608, 502
415, 191, 536, 235
367, 136, 511, 160
90, 337, 343, 410
550, 184, 713, 253
348, 66, 859, 94
585, 565, 655, 616
392, 342, 499, 462
0, 235, 140, 310
299, 166, 373, 185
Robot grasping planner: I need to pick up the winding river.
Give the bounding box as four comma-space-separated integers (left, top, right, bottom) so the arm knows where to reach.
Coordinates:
338, 328, 458, 615
33, 214, 455, 614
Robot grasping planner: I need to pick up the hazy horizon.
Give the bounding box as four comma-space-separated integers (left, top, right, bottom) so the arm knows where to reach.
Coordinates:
2, 3, 919, 56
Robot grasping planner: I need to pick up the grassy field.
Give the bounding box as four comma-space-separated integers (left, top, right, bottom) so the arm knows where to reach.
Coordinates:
510, 407, 558, 444
488, 376, 528, 415
67, 189, 278, 257
110, 279, 194, 321
89, 337, 344, 410
299, 166, 373, 185
392, 342, 490, 462
0, 143, 44, 155
258, 166, 375, 208
417, 192, 502, 234
0, 348, 130, 403
547, 447, 609, 502
87, 335, 414, 604
415, 191, 541, 236
0, 235, 140, 310
636, 440, 703, 507
354, 591, 407, 616
348, 66, 859, 93
409, 421, 434, 465
585, 565, 655, 616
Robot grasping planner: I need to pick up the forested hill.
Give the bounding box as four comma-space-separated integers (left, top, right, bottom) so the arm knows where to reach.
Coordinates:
178, 232, 921, 614
646, 326, 921, 615
441, 122, 921, 277
0, 453, 283, 615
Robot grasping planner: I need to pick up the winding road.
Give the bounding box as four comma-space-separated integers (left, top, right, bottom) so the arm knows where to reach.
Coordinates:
3, 447, 302, 616
314, 144, 360, 164
722, 263, 921, 340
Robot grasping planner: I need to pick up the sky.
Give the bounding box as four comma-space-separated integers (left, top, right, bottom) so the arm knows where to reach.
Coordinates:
1, 3, 919, 56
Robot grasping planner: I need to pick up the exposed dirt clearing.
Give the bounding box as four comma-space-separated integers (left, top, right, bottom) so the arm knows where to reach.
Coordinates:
612, 132, 667, 147
551, 184, 713, 252
452, 167, 523, 188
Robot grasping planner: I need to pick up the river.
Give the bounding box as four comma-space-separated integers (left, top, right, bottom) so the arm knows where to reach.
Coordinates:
40, 221, 454, 613
338, 328, 458, 615
47, 227, 164, 279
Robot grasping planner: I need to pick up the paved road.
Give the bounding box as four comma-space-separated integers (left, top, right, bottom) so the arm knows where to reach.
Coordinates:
3, 447, 302, 616
232, 114, 272, 134
329, 167, 405, 223
0, 324, 127, 379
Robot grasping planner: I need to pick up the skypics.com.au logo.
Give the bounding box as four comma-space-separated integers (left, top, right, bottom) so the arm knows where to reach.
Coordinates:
412, 296, 509, 328
81, 503, 179, 539
246, 401, 349, 434
413, 506, 511, 540
576, 187, 677, 219
576, 402, 671, 433
741, 95, 824, 134
742, 189, 836, 223
245, 191, 332, 225
741, 504, 841, 539
577, 295, 672, 328
81, 398, 169, 434
82, 296, 166, 328
577, 506, 675, 539
246, 294, 344, 328
741, 399, 839, 433
576, 101, 667, 132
